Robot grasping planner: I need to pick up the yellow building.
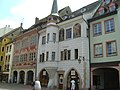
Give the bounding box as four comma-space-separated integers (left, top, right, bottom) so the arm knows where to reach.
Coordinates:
0, 39, 2, 81
0, 26, 23, 82
0, 37, 11, 82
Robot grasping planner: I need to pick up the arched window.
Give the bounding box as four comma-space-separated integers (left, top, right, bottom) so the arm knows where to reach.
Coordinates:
59, 28, 64, 41
73, 23, 81, 38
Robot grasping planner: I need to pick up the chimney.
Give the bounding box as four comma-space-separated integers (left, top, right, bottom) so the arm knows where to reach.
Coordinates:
20, 23, 23, 27
8, 25, 10, 27
35, 17, 39, 24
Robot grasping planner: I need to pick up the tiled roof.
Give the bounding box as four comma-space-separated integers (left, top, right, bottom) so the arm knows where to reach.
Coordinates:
70, 0, 101, 18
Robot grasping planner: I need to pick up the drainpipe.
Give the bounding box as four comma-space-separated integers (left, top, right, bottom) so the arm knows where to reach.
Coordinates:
82, 14, 91, 90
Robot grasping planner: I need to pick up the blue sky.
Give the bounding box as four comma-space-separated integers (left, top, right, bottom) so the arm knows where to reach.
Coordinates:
0, 0, 22, 19
0, 0, 97, 29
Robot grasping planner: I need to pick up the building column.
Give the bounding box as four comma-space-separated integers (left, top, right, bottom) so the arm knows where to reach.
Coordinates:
118, 65, 120, 89
17, 71, 20, 84
33, 70, 35, 81
24, 71, 27, 85
45, 67, 57, 88
90, 69, 93, 90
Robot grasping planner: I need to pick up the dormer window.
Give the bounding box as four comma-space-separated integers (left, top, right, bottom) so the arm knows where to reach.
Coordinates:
109, 3, 116, 12
105, 0, 111, 4
98, 7, 105, 15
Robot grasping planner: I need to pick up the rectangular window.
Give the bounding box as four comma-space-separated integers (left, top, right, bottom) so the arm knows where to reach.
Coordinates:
93, 23, 102, 36
42, 36, 46, 45
52, 52, 55, 61
8, 55, 10, 62
1, 56, 3, 61
39, 55, 42, 62
6, 46, 9, 53
6, 56, 8, 61
47, 33, 49, 43
46, 52, 49, 61
9, 45, 12, 52
53, 33, 56, 43
31, 36, 37, 45
75, 49, 78, 59
42, 53, 44, 62
33, 52, 36, 60
94, 43, 103, 57
25, 54, 27, 61
106, 40, 117, 56
64, 49, 67, 60
66, 28, 72, 39
68, 50, 71, 60
105, 18, 114, 33
61, 51, 64, 61
109, 5, 116, 12
2, 47, 4, 52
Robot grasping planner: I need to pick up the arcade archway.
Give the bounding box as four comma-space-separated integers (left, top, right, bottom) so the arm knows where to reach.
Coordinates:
39, 69, 49, 87
66, 69, 80, 90
27, 70, 34, 84
19, 71, 25, 84
13, 71, 18, 83
93, 68, 119, 90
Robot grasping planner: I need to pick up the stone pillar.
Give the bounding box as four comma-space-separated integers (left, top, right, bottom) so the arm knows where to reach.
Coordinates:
17, 71, 20, 84
33, 70, 35, 81
118, 65, 120, 89
45, 67, 57, 88
90, 69, 93, 90
24, 71, 27, 85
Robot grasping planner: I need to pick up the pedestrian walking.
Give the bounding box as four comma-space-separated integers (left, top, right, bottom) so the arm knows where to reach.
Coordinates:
34, 80, 41, 90
71, 79, 75, 90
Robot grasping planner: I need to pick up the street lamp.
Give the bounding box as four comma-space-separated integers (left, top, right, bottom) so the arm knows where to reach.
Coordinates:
78, 56, 85, 64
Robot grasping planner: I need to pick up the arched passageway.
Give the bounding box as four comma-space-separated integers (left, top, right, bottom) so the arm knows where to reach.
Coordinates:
39, 69, 49, 87
66, 69, 80, 90
27, 71, 34, 85
19, 71, 25, 84
13, 71, 18, 83
93, 68, 119, 90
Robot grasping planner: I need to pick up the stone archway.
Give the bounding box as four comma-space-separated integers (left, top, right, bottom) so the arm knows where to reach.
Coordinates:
93, 68, 119, 90
39, 69, 49, 87
19, 71, 25, 84
13, 71, 18, 83
66, 69, 80, 90
27, 70, 34, 85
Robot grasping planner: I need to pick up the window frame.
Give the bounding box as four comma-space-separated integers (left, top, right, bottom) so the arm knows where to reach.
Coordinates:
106, 40, 117, 57
52, 52, 55, 61
75, 49, 78, 59
104, 18, 115, 34
109, 3, 116, 12
93, 22, 102, 36
66, 28, 72, 39
94, 43, 103, 58
53, 33, 56, 43
42, 36, 46, 45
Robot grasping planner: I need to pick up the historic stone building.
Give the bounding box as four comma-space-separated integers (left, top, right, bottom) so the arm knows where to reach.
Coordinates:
11, 26, 39, 84
36, 0, 101, 90
88, 0, 120, 90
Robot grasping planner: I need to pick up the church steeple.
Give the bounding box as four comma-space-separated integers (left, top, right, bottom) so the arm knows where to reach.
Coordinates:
51, 0, 58, 15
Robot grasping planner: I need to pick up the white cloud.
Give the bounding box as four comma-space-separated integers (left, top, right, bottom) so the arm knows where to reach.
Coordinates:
0, 0, 97, 29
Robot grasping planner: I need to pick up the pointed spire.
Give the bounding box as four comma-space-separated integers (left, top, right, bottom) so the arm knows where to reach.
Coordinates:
51, 0, 58, 15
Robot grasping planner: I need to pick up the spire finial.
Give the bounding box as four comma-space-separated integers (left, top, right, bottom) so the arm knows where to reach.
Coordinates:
51, 0, 58, 15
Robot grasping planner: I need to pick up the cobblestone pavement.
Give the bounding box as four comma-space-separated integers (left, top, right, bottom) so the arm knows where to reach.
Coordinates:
0, 82, 59, 90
